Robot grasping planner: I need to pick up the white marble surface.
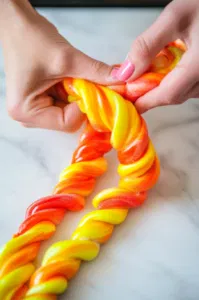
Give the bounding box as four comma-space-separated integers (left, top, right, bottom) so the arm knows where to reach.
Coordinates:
1, 8, 199, 300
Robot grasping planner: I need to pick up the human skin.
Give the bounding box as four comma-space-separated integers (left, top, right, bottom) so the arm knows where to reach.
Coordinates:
114, 0, 199, 113
2, 0, 198, 130
0, 0, 116, 132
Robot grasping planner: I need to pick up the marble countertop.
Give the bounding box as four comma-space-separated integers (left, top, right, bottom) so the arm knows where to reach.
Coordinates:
1, 8, 199, 300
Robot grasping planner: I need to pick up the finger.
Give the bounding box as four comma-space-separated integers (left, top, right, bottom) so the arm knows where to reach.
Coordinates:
52, 45, 120, 86
134, 52, 198, 113
185, 81, 199, 99
9, 94, 85, 132
114, 2, 181, 82
32, 100, 85, 132
20, 122, 35, 128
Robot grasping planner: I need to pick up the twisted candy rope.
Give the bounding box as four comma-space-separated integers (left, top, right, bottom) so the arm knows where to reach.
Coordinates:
24, 42, 185, 299
0, 40, 185, 300
0, 123, 111, 299
109, 39, 186, 101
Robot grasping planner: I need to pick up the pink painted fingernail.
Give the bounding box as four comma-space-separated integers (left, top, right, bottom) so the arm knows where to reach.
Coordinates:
111, 67, 119, 79
116, 59, 135, 81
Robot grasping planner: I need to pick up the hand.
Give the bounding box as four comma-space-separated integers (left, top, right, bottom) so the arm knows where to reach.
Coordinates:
1, 1, 115, 132
114, 0, 199, 113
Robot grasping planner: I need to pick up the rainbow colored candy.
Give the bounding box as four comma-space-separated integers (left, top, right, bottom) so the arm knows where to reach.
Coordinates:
0, 40, 185, 300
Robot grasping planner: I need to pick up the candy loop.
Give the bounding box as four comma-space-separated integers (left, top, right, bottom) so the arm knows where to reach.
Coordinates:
0, 40, 185, 299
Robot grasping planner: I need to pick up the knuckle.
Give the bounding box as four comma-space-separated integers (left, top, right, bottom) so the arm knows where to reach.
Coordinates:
7, 102, 23, 121
51, 46, 73, 76
133, 35, 151, 59
90, 60, 106, 75
161, 92, 175, 106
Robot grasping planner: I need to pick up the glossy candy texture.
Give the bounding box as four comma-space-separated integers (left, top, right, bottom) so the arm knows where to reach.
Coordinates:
0, 124, 111, 300
0, 40, 185, 300
23, 42, 184, 299
109, 39, 186, 101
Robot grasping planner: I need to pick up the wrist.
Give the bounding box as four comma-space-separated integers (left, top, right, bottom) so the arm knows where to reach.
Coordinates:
0, 0, 37, 44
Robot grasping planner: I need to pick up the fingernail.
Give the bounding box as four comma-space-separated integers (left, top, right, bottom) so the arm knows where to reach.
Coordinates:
116, 59, 135, 81
111, 67, 119, 79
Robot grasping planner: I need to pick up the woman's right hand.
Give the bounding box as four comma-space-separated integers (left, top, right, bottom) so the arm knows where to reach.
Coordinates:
113, 0, 199, 113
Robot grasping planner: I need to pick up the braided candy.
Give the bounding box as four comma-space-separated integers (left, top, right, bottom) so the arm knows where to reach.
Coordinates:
0, 40, 185, 300
0, 123, 111, 299
109, 39, 186, 101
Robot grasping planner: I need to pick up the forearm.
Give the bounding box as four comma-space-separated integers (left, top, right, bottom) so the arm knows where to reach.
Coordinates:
0, 0, 36, 44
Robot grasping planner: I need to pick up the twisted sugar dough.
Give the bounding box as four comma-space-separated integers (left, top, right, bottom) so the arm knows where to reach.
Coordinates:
0, 123, 111, 299
23, 41, 185, 300
0, 40, 185, 300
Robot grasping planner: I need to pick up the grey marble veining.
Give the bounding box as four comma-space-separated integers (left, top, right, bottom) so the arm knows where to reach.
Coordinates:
1, 8, 199, 300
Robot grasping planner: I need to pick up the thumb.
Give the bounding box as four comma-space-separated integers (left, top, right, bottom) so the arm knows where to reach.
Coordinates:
114, 3, 179, 82
61, 46, 118, 85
